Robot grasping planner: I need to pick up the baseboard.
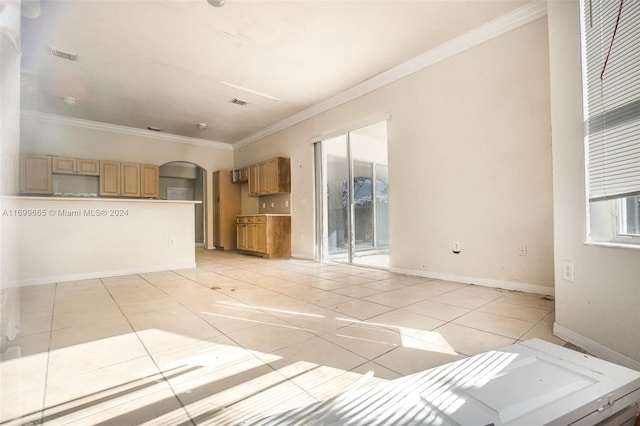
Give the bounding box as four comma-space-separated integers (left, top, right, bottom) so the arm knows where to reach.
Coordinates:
5, 263, 197, 288
291, 253, 314, 260
554, 323, 640, 371
389, 267, 555, 296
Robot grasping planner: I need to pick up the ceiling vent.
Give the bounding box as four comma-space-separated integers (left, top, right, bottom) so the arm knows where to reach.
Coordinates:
48, 47, 78, 61
147, 126, 163, 132
231, 98, 249, 106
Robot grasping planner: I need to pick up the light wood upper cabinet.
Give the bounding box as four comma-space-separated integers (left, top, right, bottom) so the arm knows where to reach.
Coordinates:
99, 161, 120, 196
248, 163, 261, 196
21, 154, 157, 198
248, 157, 291, 197
120, 163, 141, 197
19, 154, 52, 194
52, 157, 100, 176
239, 167, 249, 182
52, 157, 76, 174
76, 159, 100, 176
140, 164, 159, 198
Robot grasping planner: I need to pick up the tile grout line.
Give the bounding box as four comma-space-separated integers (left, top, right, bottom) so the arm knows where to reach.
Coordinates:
137, 273, 321, 419
101, 276, 197, 426
39, 281, 59, 425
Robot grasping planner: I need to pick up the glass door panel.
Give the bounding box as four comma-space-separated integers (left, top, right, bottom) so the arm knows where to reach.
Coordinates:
350, 122, 389, 268
317, 121, 389, 268
323, 135, 349, 262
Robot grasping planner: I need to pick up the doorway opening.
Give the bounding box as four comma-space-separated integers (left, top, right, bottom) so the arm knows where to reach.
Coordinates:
315, 120, 389, 268
159, 161, 206, 244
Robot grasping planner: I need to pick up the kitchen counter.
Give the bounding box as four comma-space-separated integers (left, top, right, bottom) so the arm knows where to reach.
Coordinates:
1, 196, 200, 286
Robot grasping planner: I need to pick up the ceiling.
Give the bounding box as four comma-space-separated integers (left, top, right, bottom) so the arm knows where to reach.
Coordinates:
19, 0, 529, 146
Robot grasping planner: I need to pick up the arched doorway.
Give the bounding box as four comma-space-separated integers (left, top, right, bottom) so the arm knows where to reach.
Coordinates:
159, 161, 206, 244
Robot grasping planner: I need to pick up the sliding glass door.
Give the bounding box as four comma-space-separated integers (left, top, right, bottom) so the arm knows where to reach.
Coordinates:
316, 120, 389, 268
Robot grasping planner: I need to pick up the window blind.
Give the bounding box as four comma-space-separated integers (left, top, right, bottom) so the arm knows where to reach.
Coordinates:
584, 0, 640, 201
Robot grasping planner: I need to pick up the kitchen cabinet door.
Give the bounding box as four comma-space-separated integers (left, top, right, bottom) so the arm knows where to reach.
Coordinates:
100, 161, 120, 196
213, 170, 241, 250
120, 163, 141, 197
140, 164, 159, 198
77, 159, 100, 176
52, 157, 76, 174
248, 164, 261, 196
255, 222, 268, 252
19, 154, 52, 194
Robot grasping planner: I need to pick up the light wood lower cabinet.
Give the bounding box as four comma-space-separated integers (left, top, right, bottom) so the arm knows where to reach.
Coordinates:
236, 215, 290, 258
19, 154, 52, 194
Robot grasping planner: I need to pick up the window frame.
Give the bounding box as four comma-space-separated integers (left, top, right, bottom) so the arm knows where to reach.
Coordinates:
580, 0, 640, 248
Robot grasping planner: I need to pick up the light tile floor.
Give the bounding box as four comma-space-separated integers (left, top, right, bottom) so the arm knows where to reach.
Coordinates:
0, 249, 565, 425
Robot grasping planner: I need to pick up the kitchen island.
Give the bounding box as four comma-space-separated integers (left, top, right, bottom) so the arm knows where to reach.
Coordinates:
0, 196, 200, 287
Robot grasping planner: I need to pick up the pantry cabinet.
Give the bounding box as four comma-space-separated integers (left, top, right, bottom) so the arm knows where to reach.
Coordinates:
236, 215, 290, 258
212, 170, 241, 250
19, 154, 52, 194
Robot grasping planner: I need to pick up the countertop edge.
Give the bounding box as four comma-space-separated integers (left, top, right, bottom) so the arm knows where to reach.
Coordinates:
237, 214, 291, 217
1, 195, 202, 204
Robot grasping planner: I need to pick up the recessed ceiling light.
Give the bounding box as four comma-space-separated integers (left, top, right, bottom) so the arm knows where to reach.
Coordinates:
63, 96, 76, 106
220, 81, 280, 101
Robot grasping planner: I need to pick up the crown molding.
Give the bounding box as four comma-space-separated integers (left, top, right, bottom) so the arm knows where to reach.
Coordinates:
233, 1, 548, 149
20, 110, 234, 151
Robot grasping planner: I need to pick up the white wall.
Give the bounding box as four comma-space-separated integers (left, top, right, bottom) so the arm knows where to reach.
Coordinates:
1, 196, 198, 286
19, 114, 234, 248
547, 0, 640, 369
234, 18, 555, 293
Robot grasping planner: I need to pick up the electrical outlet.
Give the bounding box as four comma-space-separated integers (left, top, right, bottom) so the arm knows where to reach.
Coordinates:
519, 245, 528, 256
562, 260, 574, 282
270, 202, 275, 208
285, 200, 289, 207
452, 241, 461, 254
262, 202, 266, 208
169, 238, 175, 247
